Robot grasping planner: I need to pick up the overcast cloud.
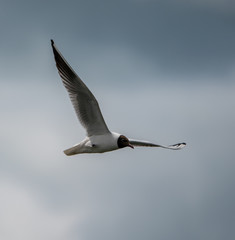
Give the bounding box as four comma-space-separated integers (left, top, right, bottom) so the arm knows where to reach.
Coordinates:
1, 0, 235, 240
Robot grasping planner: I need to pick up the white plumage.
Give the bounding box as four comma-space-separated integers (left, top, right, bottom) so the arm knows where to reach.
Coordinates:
51, 40, 186, 155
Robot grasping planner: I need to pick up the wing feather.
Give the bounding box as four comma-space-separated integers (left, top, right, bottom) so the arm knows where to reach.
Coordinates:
129, 139, 186, 150
51, 40, 110, 137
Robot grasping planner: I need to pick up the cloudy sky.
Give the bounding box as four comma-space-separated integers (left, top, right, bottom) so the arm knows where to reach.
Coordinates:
1, 0, 235, 239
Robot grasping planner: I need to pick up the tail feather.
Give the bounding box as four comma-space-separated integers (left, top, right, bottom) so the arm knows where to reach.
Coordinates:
64, 144, 80, 156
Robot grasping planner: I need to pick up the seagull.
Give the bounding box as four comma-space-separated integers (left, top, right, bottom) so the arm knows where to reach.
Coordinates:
51, 40, 186, 155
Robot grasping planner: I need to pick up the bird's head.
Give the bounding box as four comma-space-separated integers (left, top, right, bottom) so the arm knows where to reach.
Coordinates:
117, 135, 134, 149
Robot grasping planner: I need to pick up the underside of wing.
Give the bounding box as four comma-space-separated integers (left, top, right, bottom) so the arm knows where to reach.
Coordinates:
51, 40, 110, 137
129, 139, 186, 150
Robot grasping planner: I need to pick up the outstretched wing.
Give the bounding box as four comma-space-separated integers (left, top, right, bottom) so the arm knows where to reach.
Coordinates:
129, 139, 186, 150
51, 40, 110, 137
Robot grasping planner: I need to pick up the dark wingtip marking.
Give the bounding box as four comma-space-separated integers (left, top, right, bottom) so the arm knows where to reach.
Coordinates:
176, 142, 186, 146
51, 39, 54, 46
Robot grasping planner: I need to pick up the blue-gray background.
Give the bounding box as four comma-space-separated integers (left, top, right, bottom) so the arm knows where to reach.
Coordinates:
1, 0, 235, 239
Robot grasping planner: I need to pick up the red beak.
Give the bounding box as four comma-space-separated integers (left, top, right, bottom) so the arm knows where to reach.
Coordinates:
128, 143, 134, 149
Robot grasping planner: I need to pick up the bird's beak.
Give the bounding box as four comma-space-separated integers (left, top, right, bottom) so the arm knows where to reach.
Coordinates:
128, 143, 134, 149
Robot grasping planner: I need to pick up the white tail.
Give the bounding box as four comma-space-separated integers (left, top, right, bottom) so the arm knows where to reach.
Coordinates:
64, 144, 80, 156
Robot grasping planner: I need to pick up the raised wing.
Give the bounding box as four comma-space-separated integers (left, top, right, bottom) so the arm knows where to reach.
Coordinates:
51, 40, 110, 137
129, 139, 186, 150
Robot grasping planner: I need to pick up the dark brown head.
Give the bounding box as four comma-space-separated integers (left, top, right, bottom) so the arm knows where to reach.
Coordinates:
117, 135, 134, 149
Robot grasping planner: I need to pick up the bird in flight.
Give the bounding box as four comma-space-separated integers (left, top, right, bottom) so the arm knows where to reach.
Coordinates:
51, 40, 186, 155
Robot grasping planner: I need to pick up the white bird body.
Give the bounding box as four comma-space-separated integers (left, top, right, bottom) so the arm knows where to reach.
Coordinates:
51, 40, 186, 156
64, 132, 121, 155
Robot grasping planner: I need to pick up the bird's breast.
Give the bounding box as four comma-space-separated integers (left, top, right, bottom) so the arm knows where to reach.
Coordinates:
89, 133, 120, 153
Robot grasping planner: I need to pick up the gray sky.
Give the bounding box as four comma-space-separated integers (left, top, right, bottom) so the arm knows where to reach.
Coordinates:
1, 0, 235, 239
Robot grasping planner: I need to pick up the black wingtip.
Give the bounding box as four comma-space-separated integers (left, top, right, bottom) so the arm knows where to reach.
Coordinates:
178, 142, 187, 147
51, 39, 54, 46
